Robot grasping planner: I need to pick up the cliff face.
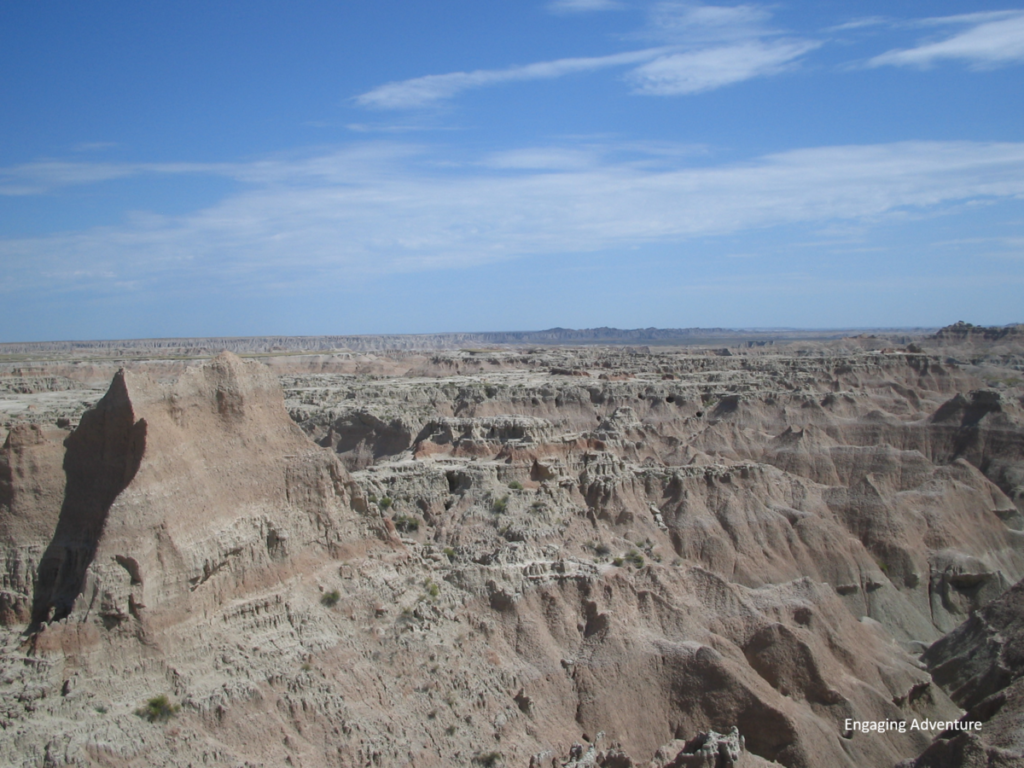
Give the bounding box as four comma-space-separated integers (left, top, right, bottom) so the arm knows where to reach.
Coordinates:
0, 342, 1021, 767
26, 353, 370, 636
0, 424, 67, 624
899, 578, 1024, 768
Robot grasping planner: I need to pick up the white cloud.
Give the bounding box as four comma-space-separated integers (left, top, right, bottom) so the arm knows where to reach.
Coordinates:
3, 140, 1024, 295
0, 159, 236, 196
483, 147, 600, 170
825, 17, 889, 33
627, 39, 819, 95
647, 2, 774, 43
0, 161, 138, 195
356, 3, 821, 108
869, 11, 1024, 68
548, 0, 625, 13
355, 48, 667, 109
72, 142, 119, 153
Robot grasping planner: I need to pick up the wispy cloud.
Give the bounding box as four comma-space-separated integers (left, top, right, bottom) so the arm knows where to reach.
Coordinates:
355, 48, 667, 109
0, 159, 233, 196
825, 17, 889, 33
72, 141, 119, 153
3, 140, 1024, 295
627, 39, 819, 95
547, 0, 625, 13
869, 10, 1024, 68
356, 3, 820, 109
645, 2, 774, 43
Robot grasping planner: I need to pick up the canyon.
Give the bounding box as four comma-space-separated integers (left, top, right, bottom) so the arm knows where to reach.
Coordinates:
1, 324, 1022, 767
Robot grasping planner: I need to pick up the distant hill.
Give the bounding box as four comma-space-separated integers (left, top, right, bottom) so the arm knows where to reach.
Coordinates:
0, 326, 938, 357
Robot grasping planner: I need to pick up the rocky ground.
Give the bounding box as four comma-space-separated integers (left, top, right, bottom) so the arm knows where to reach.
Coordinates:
1, 324, 1022, 767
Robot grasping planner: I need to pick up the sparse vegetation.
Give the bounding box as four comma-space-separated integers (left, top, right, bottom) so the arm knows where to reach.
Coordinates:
492, 495, 509, 513
475, 751, 503, 767
136, 694, 180, 723
393, 514, 419, 533
424, 579, 440, 598
507, 480, 523, 490
595, 543, 612, 557
625, 549, 645, 568
320, 589, 340, 607
443, 547, 456, 562
378, 496, 393, 510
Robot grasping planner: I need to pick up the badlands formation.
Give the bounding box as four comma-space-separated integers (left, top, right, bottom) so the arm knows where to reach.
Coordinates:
1, 323, 1023, 767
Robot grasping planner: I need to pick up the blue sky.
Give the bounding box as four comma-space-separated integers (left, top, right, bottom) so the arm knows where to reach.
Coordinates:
2, 1, 1023, 341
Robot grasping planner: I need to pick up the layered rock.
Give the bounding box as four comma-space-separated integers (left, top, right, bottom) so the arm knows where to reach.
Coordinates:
26, 353, 369, 637
900, 578, 1024, 767
0, 336, 1022, 767
0, 424, 67, 623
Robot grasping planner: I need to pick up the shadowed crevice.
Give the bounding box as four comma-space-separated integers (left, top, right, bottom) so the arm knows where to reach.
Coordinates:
30, 371, 146, 627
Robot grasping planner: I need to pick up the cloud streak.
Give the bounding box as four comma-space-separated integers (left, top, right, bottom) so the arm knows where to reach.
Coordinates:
645, 2, 775, 43
356, 3, 821, 109
547, 0, 625, 13
627, 39, 819, 95
870, 11, 1024, 68
355, 49, 668, 109
3, 140, 1024, 295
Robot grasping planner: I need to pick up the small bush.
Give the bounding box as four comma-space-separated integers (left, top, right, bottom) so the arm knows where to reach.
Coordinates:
475, 752, 503, 767
492, 495, 509, 514
625, 549, 645, 568
507, 480, 523, 490
136, 694, 180, 723
443, 547, 456, 562
424, 579, 440, 598
378, 496, 393, 510
612, 557, 624, 567
393, 514, 419, 533
595, 543, 611, 557
321, 589, 341, 607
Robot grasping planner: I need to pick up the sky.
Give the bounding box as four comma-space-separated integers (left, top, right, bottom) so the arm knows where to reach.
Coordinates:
1, 1, 1023, 341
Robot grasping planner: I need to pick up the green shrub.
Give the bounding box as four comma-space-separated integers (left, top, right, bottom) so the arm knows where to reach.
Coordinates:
625, 549, 645, 568
492, 495, 509, 513
475, 752, 503, 767
378, 496, 393, 510
443, 547, 456, 562
507, 480, 523, 490
136, 695, 180, 723
595, 543, 611, 557
321, 589, 341, 607
393, 514, 419, 533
